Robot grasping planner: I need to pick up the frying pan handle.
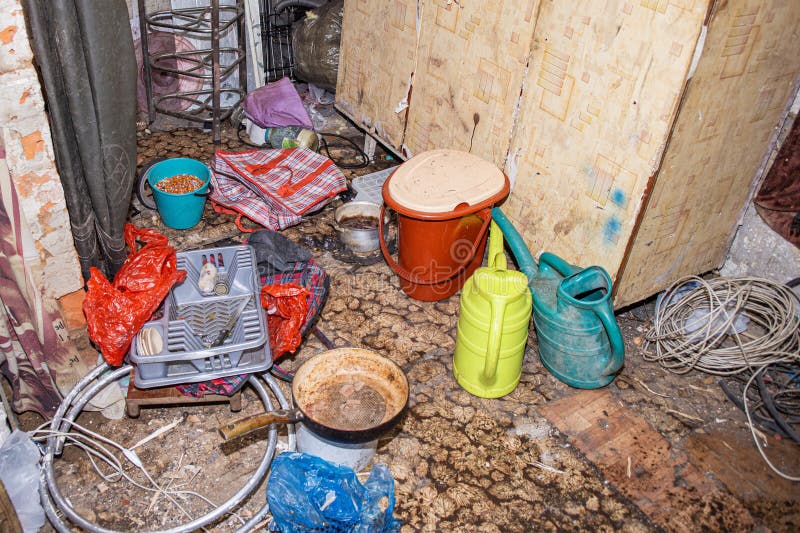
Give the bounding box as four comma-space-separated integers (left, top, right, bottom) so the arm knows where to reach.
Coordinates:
218, 408, 302, 440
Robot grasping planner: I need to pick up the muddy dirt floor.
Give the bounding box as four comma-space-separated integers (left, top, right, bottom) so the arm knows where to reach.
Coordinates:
21, 113, 799, 532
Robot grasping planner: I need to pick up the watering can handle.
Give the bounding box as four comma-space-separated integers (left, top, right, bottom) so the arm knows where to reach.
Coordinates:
378, 205, 492, 286
594, 304, 625, 376
487, 221, 506, 270
539, 252, 581, 277
559, 266, 625, 377
483, 297, 507, 381
491, 208, 538, 282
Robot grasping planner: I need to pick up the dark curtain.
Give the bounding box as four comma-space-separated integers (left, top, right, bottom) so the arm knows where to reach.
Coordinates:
754, 116, 800, 249
22, 0, 137, 281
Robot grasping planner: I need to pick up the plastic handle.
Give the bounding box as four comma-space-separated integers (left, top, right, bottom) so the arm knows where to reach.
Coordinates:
539, 252, 580, 278
559, 266, 606, 298
277, 165, 311, 197
378, 205, 492, 286
136, 157, 167, 210
483, 296, 507, 382
218, 408, 302, 440
594, 303, 625, 376
194, 181, 214, 197
487, 221, 506, 270
558, 266, 624, 376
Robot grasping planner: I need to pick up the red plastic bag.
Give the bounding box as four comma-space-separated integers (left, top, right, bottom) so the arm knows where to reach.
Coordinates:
83, 224, 186, 366
260, 283, 310, 358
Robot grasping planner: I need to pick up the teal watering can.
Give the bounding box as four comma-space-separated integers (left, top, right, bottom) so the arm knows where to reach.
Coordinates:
491, 208, 625, 389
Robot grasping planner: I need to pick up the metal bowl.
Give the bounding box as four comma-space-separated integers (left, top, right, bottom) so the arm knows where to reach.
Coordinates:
333, 201, 389, 253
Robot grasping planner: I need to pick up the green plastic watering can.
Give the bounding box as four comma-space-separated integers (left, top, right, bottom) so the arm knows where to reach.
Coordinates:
491, 208, 625, 389
452, 221, 532, 398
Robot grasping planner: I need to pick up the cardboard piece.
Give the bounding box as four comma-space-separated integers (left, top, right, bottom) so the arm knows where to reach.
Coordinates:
540, 389, 757, 530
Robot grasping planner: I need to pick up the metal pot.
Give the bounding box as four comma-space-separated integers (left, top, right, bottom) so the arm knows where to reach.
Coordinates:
219, 348, 409, 443
332, 201, 389, 253
296, 422, 378, 471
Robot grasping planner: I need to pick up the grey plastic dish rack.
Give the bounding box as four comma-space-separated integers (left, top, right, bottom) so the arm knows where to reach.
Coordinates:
128, 245, 271, 388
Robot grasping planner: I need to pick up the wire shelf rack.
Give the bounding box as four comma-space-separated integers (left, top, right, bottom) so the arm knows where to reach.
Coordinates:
137, 0, 247, 143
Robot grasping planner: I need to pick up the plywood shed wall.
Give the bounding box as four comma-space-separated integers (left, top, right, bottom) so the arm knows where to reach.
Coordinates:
336, 0, 419, 150
336, 0, 800, 307
618, 0, 800, 306
502, 0, 708, 305
403, 0, 539, 164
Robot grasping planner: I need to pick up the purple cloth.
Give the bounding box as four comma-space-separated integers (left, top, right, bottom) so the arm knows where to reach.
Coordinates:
242, 77, 313, 129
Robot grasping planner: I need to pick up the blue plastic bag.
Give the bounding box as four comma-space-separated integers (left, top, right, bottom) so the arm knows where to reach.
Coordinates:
266, 452, 401, 533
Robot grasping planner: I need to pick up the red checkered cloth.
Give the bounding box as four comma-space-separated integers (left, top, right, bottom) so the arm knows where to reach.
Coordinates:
209, 148, 346, 232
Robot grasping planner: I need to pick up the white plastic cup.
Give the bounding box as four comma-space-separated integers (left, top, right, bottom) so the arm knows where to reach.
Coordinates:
245, 118, 267, 146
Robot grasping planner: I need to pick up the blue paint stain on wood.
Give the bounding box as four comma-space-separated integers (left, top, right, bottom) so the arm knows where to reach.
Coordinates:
611, 188, 626, 207
604, 216, 622, 244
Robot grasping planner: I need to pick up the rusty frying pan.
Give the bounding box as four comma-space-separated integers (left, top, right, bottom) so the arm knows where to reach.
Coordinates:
219, 348, 409, 443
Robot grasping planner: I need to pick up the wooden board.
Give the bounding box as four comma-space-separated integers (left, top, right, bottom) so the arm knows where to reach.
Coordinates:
125, 373, 242, 418
684, 424, 800, 508
336, 0, 419, 150
0, 479, 22, 533
502, 0, 708, 282
402, 0, 540, 165
540, 389, 757, 531
616, 0, 800, 306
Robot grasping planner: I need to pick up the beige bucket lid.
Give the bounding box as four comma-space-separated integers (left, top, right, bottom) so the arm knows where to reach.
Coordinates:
387, 150, 506, 213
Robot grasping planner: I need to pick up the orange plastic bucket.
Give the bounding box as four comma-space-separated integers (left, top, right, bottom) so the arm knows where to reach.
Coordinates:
379, 150, 510, 301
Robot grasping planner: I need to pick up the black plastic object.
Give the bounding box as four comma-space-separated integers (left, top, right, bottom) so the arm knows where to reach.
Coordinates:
248, 229, 313, 272
136, 157, 165, 210
274, 0, 327, 11
291, 0, 343, 91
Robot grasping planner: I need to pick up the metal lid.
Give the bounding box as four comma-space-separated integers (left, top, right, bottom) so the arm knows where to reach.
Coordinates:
386, 150, 506, 213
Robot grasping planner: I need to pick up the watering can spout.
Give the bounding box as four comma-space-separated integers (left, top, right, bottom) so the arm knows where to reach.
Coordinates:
490, 208, 538, 285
